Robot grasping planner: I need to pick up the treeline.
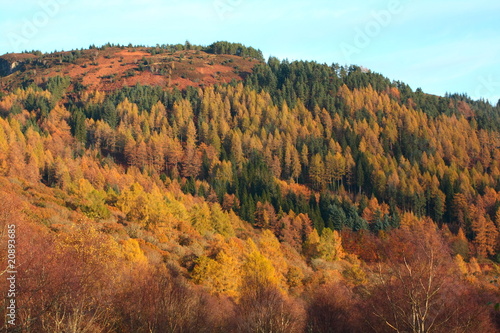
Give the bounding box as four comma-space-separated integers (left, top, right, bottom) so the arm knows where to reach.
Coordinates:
246, 58, 500, 126
15, 40, 265, 62
204, 41, 264, 61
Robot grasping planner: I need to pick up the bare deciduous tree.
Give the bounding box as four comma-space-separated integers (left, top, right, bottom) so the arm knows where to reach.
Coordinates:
364, 222, 496, 333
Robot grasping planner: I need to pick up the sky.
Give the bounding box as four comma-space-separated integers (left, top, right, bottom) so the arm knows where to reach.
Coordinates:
0, 0, 499, 104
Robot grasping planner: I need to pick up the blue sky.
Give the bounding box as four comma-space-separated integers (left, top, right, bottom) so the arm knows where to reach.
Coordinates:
0, 0, 499, 104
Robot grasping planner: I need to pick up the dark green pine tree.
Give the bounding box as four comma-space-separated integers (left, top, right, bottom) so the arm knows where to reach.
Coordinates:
356, 162, 365, 194
353, 216, 369, 231
102, 100, 118, 128
344, 204, 360, 230
327, 204, 346, 231
70, 110, 87, 143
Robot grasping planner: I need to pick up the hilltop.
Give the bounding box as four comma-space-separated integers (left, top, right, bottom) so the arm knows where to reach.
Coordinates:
0, 42, 262, 92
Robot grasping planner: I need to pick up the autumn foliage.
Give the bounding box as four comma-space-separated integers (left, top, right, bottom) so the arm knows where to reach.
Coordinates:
0, 43, 500, 331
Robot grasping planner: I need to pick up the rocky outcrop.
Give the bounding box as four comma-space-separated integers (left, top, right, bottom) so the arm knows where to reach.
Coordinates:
0, 58, 21, 77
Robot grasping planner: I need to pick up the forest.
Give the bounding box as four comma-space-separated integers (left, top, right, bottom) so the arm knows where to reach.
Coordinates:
1, 42, 500, 332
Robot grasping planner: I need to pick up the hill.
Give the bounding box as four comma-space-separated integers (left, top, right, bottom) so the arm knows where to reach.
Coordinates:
0, 41, 500, 332
0, 42, 260, 92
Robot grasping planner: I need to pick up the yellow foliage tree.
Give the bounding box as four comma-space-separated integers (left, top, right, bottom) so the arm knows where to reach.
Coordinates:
241, 239, 281, 293
318, 228, 345, 261
121, 238, 148, 265
192, 249, 242, 298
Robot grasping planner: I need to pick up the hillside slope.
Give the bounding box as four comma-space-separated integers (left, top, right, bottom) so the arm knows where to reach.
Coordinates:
1, 42, 500, 332
0, 42, 260, 92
